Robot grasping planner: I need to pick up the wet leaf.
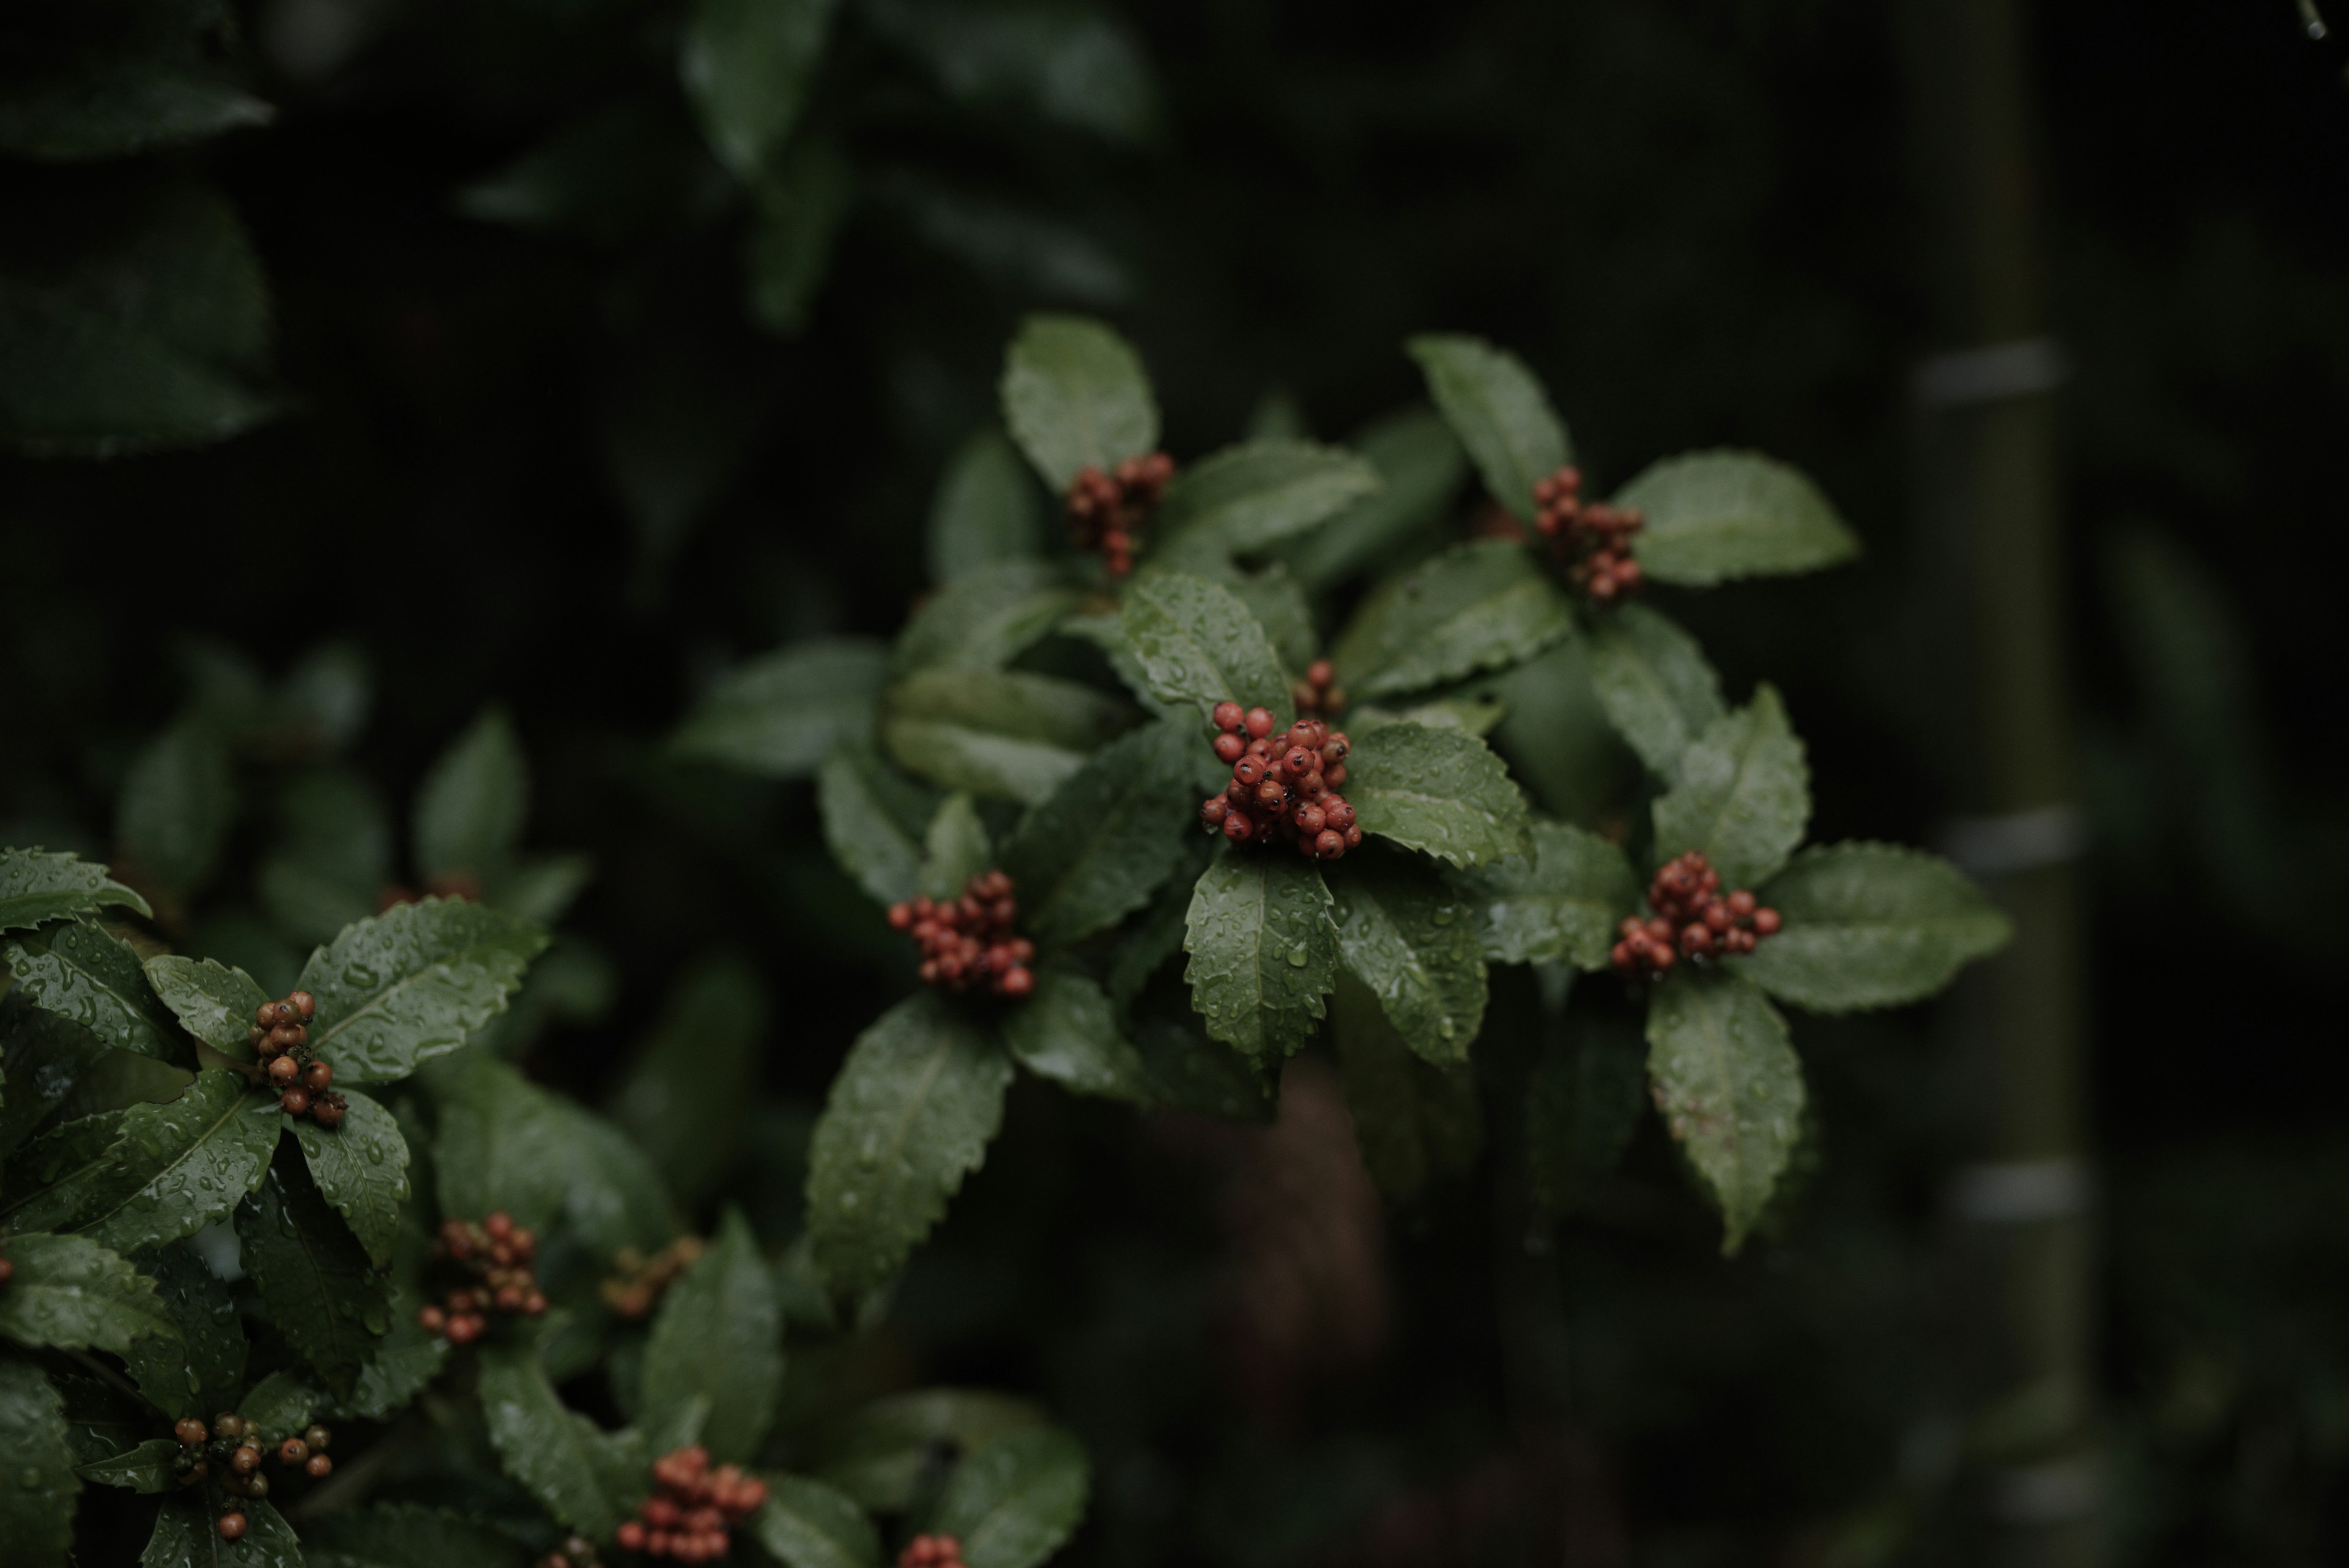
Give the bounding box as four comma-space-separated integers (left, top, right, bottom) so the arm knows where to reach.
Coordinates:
1345, 721, 1532, 869
1618, 450, 1858, 586
1733, 843, 2012, 1013
1650, 685, 1810, 891
640, 1209, 783, 1460
0, 847, 150, 933
0, 1232, 177, 1355
999, 314, 1157, 492
1182, 852, 1336, 1060
298, 898, 547, 1084
1406, 335, 1569, 521
290, 1087, 410, 1266
1646, 967, 1804, 1254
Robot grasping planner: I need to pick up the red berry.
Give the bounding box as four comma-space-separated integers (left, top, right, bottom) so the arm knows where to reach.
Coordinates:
268, 1055, 299, 1085
1000, 966, 1034, 998
175, 1418, 208, 1446
1212, 701, 1244, 732
1213, 733, 1247, 763
1727, 890, 1756, 918
279, 1438, 309, 1466
1343, 824, 1362, 848
1307, 659, 1334, 688
418, 1305, 447, 1333
1293, 804, 1326, 836
1200, 797, 1230, 829
1323, 800, 1354, 831
1315, 830, 1345, 859
280, 1088, 310, 1115
619, 1523, 647, 1551
1223, 811, 1255, 843
446, 1314, 482, 1345
303, 1061, 333, 1091
1283, 746, 1315, 776
218, 1512, 248, 1541
1753, 908, 1781, 936
1244, 707, 1275, 738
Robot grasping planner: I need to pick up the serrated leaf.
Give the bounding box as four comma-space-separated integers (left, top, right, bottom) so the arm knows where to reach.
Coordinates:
809, 1389, 1044, 1511
1001, 719, 1196, 948
1182, 853, 1336, 1060
236, 1140, 392, 1396
1650, 685, 1811, 890
118, 719, 236, 899
1282, 408, 1468, 592
881, 668, 1136, 806
425, 1050, 672, 1258
931, 1425, 1091, 1568
4, 919, 183, 1061
141, 1493, 301, 1568
0, 848, 151, 932
1527, 993, 1647, 1222
681, 0, 837, 180
0, 1357, 75, 1567
298, 899, 547, 1083
896, 560, 1081, 675
415, 709, 528, 883
918, 795, 995, 902
44, 1071, 278, 1256
607, 957, 766, 1206
748, 1474, 881, 1568
1405, 335, 1569, 521
805, 994, 1013, 1299
1645, 968, 1804, 1254
640, 1208, 783, 1460
1458, 819, 1640, 970
78, 1436, 181, 1492
331, 1214, 446, 1424
289, 1088, 409, 1266
817, 742, 937, 907
999, 968, 1149, 1102
1331, 541, 1574, 700
123, 1240, 245, 1419
1617, 450, 1859, 585
1327, 850, 1488, 1066
1154, 439, 1381, 557
297, 1502, 530, 1568
1732, 843, 2013, 1013
144, 955, 269, 1057
673, 639, 891, 779
999, 314, 1159, 492
1344, 721, 1532, 869
1116, 570, 1291, 724
929, 431, 1047, 584
0, 1232, 177, 1356
1329, 975, 1482, 1198
478, 1342, 648, 1540
237, 1370, 319, 1444
1583, 604, 1726, 775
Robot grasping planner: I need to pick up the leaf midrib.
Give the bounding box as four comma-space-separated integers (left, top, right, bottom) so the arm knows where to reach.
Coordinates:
70, 1088, 259, 1242
311, 938, 512, 1063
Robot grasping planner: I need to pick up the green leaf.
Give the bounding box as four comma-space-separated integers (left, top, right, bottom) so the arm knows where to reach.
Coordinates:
929, 431, 1048, 584
817, 742, 937, 907
1583, 604, 1726, 775
236, 1140, 392, 1396
1330, 540, 1573, 701
747, 138, 853, 336
1282, 408, 1468, 592
1344, 721, 1532, 869
297, 898, 547, 1084
681, 0, 837, 181
0, 1232, 177, 1356
3, 920, 183, 1061
918, 795, 995, 902
1329, 975, 1482, 1198
78, 1436, 181, 1493
141, 1494, 301, 1568
0, 994, 107, 1163
1116, 570, 1291, 724
999, 314, 1159, 492
331, 1216, 447, 1424
37, 1071, 278, 1256
896, 560, 1081, 675
805, 994, 1013, 1299
999, 968, 1150, 1102
672, 639, 891, 779
0, 848, 150, 932
297, 1503, 532, 1568
0, 58, 271, 162
1527, 992, 1647, 1222
1489, 641, 1639, 825
809, 1389, 1045, 1511
425, 1050, 672, 1258
1645, 968, 1805, 1254
414, 709, 528, 883
1327, 850, 1488, 1066
1154, 439, 1380, 557
1617, 450, 1860, 586
640, 1209, 783, 1460
143, 955, 269, 1058
0, 1109, 127, 1236
607, 957, 767, 1206
289, 1087, 409, 1267
123, 1240, 245, 1419
1650, 685, 1811, 891
490, 854, 594, 927
881, 668, 1136, 806
748, 1474, 881, 1568
1732, 843, 2013, 1013
930, 1425, 1091, 1568
1228, 566, 1318, 676
0, 1358, 75, 1567
1181, 852, 1337, 1060
237, 1370, 320, 1444
1405, 335, 1569, 521
1458, 819, 1641, 970
478, 1342, 648, 1540
118, 719, 236, 899
1001, 719, 1197, 949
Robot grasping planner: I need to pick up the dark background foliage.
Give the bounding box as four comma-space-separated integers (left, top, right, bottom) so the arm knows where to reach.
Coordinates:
5, 0, 2346, 1562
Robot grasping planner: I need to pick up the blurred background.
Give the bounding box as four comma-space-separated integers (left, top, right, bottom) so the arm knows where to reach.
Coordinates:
4, 1, 2347, 1563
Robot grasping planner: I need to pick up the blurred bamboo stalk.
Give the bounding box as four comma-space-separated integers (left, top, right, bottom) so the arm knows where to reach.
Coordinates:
1900, 1, 2099, 1564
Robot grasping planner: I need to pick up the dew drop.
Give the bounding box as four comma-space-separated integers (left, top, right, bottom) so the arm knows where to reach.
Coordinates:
1286, 946, 1308, 967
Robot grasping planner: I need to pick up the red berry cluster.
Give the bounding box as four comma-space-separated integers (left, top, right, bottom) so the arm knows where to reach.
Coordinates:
1198, 703, 1362, 861
1066, 452, 1174, 578
379, 871, 483, 911
417, 1211, 546, 1344
536, 1536, 604, 1568
899, 1535, 967, 1568
173, 1414, 333, 1540
1532, 467, 1646, 604
251, 991, 347, 1128
887, 871, 1036, 998
614, 1446, 769, 1561
600, 1236, 708, 1320
1290, 658, 1347, 719
1611, 851, 1783, 981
